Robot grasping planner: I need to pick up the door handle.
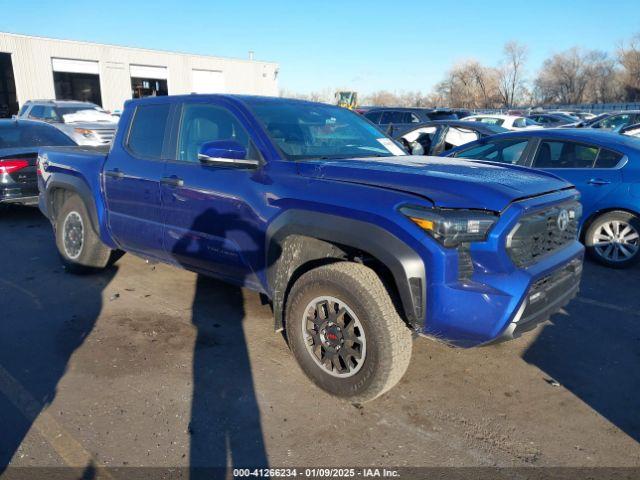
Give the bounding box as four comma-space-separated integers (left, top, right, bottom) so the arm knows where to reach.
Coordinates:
161, 176, 184, 187
105, 169, 124, 179
587, 178, 611, 186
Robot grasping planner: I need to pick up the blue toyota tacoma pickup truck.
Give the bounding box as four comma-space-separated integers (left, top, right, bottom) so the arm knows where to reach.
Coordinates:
38, 95, 584, 402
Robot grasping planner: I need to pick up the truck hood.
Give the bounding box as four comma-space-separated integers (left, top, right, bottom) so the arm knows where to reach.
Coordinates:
297, 156, 571, 212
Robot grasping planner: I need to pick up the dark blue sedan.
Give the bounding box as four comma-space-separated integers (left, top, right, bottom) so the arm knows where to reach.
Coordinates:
445, 129, 640, 268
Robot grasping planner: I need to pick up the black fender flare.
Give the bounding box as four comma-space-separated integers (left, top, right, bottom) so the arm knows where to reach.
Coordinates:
45, 173, 101, 235
266, 210, 426, 330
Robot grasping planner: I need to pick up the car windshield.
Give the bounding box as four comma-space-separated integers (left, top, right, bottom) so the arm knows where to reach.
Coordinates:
0, 123, 76, 148
54, 105, 102, 116
245, 100, 404, 160
54, 105, 116, 124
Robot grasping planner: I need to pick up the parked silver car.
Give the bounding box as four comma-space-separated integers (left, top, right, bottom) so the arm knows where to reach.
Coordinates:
17, 100, 118, 146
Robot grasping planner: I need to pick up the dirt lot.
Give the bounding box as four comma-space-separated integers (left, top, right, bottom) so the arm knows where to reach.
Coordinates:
0, 204, 639, 473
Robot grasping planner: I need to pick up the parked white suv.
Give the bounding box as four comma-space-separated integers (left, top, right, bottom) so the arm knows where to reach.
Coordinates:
463, 114, 543, 131
17, 100, 119, 146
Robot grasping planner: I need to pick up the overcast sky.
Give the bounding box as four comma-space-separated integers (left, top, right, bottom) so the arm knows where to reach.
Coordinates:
2, 0, 639, 95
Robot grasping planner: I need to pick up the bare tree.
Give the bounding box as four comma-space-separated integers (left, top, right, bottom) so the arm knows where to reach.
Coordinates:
534, 48, 624, 104
497, 41, 528, 107
584, 50, 621, 103
618, 33, 640, 101
534, 48, 590, 104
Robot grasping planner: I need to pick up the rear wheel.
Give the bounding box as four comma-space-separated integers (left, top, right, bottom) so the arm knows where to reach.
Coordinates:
286, 262, 413, 403
55, 194, 112, 272
585, 211, 640, 268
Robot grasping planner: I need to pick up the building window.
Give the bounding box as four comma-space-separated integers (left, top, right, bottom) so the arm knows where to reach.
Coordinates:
131, 77, 168, 98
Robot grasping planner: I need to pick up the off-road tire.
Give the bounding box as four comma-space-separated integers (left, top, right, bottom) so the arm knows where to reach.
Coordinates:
584, 211, 640, 269
55, 194, 111, 273
286, 262, 412, 403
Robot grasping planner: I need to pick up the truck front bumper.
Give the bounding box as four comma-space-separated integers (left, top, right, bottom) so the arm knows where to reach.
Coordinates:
486, 256, 582, 344
421, 239, 584, 348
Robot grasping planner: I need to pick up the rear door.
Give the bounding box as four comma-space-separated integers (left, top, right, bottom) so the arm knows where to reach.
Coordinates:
529, 139, 623, 215
103, 102, 171, 259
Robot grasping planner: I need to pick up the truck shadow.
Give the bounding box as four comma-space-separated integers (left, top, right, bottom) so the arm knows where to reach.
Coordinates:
0, 205, 116, 473
522, 262, 640, 443
170, 208, 271, 477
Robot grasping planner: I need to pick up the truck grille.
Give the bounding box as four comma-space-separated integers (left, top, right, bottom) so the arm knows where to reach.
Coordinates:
507, 200, 582, 268
92, 127, 117, 144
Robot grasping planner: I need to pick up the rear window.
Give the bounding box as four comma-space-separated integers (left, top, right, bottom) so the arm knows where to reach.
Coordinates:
426, 112, 457, 121
0, 123, 76, 148
364, 111, 382, 124
595, 149, 624, 168
127, 104, 171, 158
478, 117, 505, 126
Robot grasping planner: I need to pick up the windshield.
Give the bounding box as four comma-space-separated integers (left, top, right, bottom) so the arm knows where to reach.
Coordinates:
0, 123, 76, 148
245, 100, 405, 161
54, 106, 117, 124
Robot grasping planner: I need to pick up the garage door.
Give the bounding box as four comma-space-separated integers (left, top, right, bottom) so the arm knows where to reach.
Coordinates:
130, 64, 168, 80
191, 69, 225, 94
51, 58, 99, 74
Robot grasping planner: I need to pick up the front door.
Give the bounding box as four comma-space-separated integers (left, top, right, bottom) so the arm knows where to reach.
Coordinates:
161, 100, 264, 289
103, 102, 171, 259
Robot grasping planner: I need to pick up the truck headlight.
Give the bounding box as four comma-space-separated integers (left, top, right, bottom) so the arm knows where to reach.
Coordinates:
400, 206, 498, 247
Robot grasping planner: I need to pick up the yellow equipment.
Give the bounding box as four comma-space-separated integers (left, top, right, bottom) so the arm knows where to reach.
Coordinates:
335, 91, 358, 110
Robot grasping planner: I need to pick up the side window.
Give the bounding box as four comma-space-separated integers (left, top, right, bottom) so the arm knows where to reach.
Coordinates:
601, 114, 631, 130
127, 104, 171, 158
512, 118, 526, 128
364, 111, 381, 124
595, 148, 623, 168
533, 141, 598, 168
177, 103, 252, 163
456, 139, 528, 164
29, 106, 45, 119
404, 112, 420, 123
41, 106, 58, 121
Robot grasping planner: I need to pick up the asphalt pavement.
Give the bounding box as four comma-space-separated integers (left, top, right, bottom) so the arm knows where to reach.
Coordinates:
0, 204, 638, 475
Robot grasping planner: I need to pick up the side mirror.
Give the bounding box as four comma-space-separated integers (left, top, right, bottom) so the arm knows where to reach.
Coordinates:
198, 140, 259, 168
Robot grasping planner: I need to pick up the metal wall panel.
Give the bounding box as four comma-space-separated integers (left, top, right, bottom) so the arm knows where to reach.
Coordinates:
0, 32, 279, 111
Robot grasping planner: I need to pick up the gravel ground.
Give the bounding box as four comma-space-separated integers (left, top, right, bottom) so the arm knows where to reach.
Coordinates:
0, 204, 639, 473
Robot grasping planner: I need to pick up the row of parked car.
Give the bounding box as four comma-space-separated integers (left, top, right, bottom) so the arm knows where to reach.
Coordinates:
1, 97, 639, 269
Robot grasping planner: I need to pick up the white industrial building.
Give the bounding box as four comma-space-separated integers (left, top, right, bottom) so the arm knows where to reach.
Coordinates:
0, 32, 279, 117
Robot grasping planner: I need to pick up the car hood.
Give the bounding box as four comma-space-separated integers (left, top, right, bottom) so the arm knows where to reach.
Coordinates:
297, 156, 571, 212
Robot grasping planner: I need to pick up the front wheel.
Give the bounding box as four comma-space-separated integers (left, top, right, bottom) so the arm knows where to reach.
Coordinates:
286, 262, 413, 403
55, 194, 112, 272
585, 211, 640, 268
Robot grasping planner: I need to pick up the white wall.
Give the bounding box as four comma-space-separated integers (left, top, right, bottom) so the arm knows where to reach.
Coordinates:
0, 32, 279, 111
